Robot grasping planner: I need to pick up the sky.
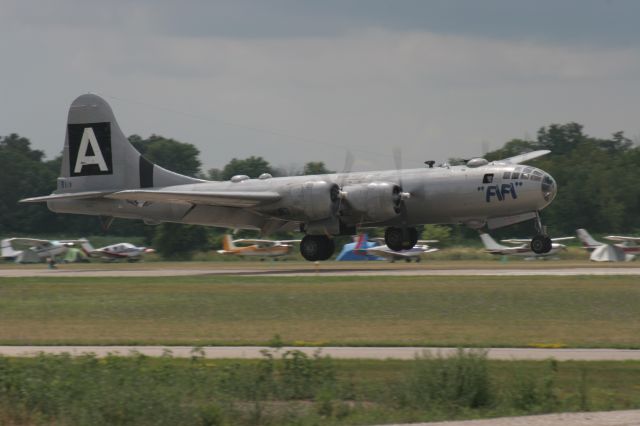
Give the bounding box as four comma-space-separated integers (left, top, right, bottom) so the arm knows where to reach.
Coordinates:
1, 0, 639, 173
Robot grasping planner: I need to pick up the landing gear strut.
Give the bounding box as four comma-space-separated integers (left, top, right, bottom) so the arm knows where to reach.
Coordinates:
300, 235, 335, 261
530, 211, 552, 254
385, 227, 418, 251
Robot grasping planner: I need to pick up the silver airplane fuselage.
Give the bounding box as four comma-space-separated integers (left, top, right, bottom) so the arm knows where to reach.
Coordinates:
47, 164, 556, 233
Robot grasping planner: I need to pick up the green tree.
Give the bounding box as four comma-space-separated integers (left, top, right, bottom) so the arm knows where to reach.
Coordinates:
129, 135, 201, 177
303, 161, 333, 175
152, 223, 211, 260
221, 156, 273, 180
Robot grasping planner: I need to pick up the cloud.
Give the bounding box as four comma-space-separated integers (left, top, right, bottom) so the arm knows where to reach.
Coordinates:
1, 3, 639, 172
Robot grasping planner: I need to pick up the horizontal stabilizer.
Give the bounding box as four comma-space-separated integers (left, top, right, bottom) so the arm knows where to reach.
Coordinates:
107, 190, 281, 208
20, 191, 114, 203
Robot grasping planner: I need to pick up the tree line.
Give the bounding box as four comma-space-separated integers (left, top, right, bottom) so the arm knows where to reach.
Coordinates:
1, 123, 638, 256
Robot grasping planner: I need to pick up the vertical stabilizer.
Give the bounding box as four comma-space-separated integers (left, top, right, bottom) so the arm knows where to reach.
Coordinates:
222, 235, 236, 251
479, 233, 508, 251
57, 94, 202, 194
576, 229, 602, 249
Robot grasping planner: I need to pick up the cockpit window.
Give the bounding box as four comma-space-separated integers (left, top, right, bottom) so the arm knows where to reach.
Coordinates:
521, 167, 532, 180
503, 171, 511, 179
531, 170, 543, 181
483, 173, 494, 184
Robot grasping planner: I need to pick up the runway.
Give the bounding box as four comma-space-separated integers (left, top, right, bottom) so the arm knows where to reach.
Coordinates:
1, 266, 640, 277
2, 346, 640, 361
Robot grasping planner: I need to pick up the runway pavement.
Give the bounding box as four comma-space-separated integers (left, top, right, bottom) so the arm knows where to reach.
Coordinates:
1, 266, 640, 277
2, 346, 640, 361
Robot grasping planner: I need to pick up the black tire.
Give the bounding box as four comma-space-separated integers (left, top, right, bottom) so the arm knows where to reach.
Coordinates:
402, 227, 418, 250
385, 227, 404, 251
318, 237, 335, 261
300, 235, 321, 261
531, 235, 550, 254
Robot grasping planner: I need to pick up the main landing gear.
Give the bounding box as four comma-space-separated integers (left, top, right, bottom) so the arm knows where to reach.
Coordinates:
384, 226, 418, 251
300, 235, 335, 261
530, 211, 552, 254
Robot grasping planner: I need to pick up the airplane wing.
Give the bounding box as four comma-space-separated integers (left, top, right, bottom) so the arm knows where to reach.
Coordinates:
605, 236, 640, 243
232, 239, 276, 246
497, 150, 551, 164
502, 236, 574, 244
106, 190, 281, 208
2, 237, 52, 246
417, 240, 438, 244
20, 190, 115, 203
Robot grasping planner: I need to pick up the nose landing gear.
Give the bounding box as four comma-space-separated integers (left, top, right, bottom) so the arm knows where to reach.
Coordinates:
300, 235, 335, 261
530, 211, 552, 254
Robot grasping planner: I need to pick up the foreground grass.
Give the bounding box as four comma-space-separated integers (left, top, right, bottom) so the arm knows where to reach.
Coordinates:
1, 350, 639, 426
0, 275, 639, 347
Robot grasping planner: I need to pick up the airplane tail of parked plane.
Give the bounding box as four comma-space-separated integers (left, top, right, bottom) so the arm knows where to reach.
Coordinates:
22, 94, 201, 203
479, 233, 509, 251
78, 239, 96, 255
576, 228, 602, 249
222, 234, 237, 251
1, 239, 21, 258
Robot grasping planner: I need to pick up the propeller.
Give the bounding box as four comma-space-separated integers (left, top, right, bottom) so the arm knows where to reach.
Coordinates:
328, 150, 353, 215
393, 147, 412, 244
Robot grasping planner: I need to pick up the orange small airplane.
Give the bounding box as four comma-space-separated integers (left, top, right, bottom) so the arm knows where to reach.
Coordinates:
216, 234, 301, 258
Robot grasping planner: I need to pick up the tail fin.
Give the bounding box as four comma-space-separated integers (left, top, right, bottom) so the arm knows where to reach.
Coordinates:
479, 233, 508, 251
1, 239, 22, 258
78, 239, 95, 255
56, 94, 201, 194
222, 234, 236, 251
353, 233, 368, 255
576, 229, 602, 249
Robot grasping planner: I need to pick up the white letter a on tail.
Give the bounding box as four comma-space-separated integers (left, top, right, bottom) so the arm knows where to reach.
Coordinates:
74, 127, 109, 173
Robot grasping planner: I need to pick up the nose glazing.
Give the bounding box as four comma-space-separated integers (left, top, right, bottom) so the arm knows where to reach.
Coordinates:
541, 173, 556, 202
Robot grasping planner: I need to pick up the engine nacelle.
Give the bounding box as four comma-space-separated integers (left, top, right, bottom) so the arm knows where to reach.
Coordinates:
342, 182, 402, 222
275, 180, 338, 221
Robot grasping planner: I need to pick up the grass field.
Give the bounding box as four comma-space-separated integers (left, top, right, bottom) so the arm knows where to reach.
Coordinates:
1, 275, 639, 347
1, 350, 640, 426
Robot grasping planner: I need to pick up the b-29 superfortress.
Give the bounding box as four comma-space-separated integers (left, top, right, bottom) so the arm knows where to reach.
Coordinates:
22, 94, 558, 261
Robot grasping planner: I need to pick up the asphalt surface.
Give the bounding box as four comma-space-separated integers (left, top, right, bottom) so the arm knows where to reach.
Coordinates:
387, 410, 640, 426
2, 346, 640, 361
1, 267, 640, 277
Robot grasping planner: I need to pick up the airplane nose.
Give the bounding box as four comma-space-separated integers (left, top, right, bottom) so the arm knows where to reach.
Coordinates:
541, 173, 556, 203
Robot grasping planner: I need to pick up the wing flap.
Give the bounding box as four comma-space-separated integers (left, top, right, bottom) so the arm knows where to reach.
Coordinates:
106, 190, 281, 208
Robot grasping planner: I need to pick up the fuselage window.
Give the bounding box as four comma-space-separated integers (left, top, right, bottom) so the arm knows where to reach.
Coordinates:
502, 171, 511, 179
512, 172, 520, 179
483, 174, 494, 184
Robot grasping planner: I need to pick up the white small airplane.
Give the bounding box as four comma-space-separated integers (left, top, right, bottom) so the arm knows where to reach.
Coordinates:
576, 229, 638, 261
480, 233, 573, 259
353, 234, 439, 262
216, 234, 301, 258
80, 241, 155, 262
1, 237, 87, 263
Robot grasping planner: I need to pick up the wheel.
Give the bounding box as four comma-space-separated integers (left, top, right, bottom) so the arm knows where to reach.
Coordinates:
402, 227, 418, 250
531, 235, 551, 254
300, 235, 335, 261
318, 237, 335, 261
385, 227, 405, 251
300, 235, 321, 261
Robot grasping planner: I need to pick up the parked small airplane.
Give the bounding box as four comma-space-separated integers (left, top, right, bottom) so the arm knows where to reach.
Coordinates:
80, 241, 155, 262
480, 233, 573, 259
22, 93, 559, 261
576, 228, 638, 261
1, 237, 87, 263
216, 234, 301, 258
349, 234, 439, 262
